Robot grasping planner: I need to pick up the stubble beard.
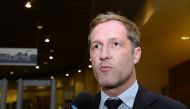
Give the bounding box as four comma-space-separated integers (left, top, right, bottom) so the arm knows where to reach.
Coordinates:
94, 66, 133, 90
103, 70, 133, 90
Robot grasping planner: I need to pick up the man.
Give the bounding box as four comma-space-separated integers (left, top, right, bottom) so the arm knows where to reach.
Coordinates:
88, 12, 188, 109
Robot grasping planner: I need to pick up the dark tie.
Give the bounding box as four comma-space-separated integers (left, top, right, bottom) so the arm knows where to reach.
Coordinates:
105, 98, 123, 109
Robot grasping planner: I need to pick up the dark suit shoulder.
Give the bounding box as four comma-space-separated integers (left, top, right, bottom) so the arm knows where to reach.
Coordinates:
133, 85, 188, 109
152, 92, 188, 109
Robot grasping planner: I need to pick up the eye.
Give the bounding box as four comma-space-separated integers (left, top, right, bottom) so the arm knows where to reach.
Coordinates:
113, 42, 120, 47
94, 44, 99, 48
92, 44, 101, 49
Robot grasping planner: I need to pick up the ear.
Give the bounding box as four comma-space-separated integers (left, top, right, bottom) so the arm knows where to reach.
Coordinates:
133, 47, 141, 64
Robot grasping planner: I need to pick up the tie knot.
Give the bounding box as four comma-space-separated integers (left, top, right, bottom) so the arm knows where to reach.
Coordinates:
105, 98, 123, 109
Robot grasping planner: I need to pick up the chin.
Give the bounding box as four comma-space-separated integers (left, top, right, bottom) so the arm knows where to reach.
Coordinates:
100, 82, 116, 88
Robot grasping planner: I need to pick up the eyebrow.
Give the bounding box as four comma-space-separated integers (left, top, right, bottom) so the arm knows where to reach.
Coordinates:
110, 37, 118, 41
90, 41, 101, 46
91, 37, 120, 44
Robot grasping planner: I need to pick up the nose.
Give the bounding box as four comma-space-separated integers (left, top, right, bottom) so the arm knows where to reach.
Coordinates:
100, 46, 110, 61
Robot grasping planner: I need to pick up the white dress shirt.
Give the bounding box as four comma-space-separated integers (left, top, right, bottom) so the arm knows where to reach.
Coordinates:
99, 81, 139, 109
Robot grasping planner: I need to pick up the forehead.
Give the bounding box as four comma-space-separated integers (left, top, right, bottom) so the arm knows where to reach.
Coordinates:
90, 20, 127, 41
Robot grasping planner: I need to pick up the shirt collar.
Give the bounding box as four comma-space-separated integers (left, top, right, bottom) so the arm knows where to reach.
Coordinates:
100, 80, 139, 108
99, 90, 109, 109
118, 80, 139, 108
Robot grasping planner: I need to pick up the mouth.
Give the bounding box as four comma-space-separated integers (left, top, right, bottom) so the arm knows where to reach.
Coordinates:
99, 66, 112, 72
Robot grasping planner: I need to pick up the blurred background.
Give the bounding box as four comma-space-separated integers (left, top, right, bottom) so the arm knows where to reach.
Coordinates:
0, 0, 190, 108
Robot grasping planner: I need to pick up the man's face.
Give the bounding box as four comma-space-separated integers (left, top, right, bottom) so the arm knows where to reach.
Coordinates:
89, 20, 140, 89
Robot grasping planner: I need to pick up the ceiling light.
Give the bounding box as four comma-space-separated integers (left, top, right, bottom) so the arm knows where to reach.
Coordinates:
88, 65, 92, 68
35, 66, 39, 69
25, 2, 32, 8
50, 76, 54, 79
50, 49, 54, 52
45, 38, 50, 43
180, 36, 189, 40
37, 25, 43, 29
65, 73, 69, 77
49, 56, 54, 60
78, 69, 81, 73
10, 71, 14, 75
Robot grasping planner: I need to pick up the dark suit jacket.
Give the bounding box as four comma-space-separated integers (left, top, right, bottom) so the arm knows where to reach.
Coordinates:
89, 85, 188, 109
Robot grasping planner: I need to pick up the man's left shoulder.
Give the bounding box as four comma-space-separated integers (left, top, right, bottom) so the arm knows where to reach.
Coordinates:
153, 92, 188, 109
136, 85, 188, 109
